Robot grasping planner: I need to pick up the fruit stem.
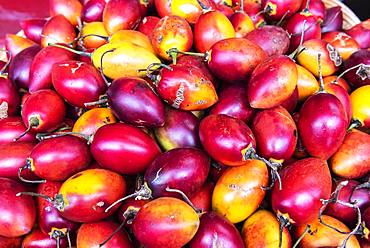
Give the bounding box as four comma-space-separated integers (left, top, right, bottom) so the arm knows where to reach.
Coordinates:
335, 63, 368, 83
317, 53, 325, 92
293, 225, 311, 248
347, 119, 362, 131
165, 187, 203, 214
48, 43, 91, 57
0, 50, 11, 75
99, 220, 127, 247
276, 10, 290, 26
16, 191, 52, 201
36, 132, 91, 143
104, 182, 152, 213
146, 63, 172, 84
167, 48, 207, 61
303, 0, 311, 13
84, 97, 109, 108
197, 0, 212, 12
18, 161, 46, 184
236, 0, 244, 13
277, 215, 290, 248
14, 116, 39, 142
66, 230, 72, 248
289, 20, 307, 60
98, 48, 116, 86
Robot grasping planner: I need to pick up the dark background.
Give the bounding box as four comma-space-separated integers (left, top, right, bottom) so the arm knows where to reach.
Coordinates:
0, 0, 369, 46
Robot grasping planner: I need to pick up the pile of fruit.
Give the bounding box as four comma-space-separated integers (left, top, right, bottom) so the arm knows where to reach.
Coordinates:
0, 0, 369, 247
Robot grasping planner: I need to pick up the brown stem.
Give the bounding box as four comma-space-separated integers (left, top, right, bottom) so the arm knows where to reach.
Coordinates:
347, 119, 362, 131
165, 187, 202, 214
14, 116, 39, 141
146, 63, 172, 84
277, 215, 290, 248
317, 53, 325, 92
289, 20, 307, 60
335, 63, 369, 83
166, 48, 207, 63
48, 43, 91, 57
99, 219, 127, 247
16, 191, 52, 201
36, 131, 91, 143
18, 161, 46, 184
16, 192, 66, 212
84, 98, 109, 108
293, 225, 311, 248
104, 183, 152, 213
99, 48, 116, 86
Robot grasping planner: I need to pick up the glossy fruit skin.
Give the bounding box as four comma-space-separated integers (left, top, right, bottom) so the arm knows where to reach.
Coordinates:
145, 148, 210, 198
8, 45, 41, 90
154, 0, 204, 24
90, 123, 161, 175
107, 77, 165, 128
298, 92, 347, 160
0, 117, 36, 144
29, 135, 91, 181
300, 0, 326, 20
22, 228, 68, 248
252, 106, 297, 161
103, 0, 141, 35
322, 6, 343, 33
137, 16, 160, 37
118, 198, 150, 228
189, 211, 244, 248
285, 11, 321, 52
22, 89, 66, 132
82, 0, 106, 22
5, 34, 36, 58
207, 38, 267, 83
151, 15, 193, 60
271, 158, 332, 225
330, 129, 370, 179
346, 19, 370, 49
0, 77, 20, 116
154, 108, 200, 151
324, 82, 352, 125
295, 215, 360, 248
323, 31, 360, 60
29, 46, 75, 92
0, 142, 35, 179
245, 25, 290, 57
212, 159, 268, 223
77, 221, 132, 248
323, 76, 351, 92
0, 177, 36, 237
343, 49, 370, 88
20, 19, 47, 43
50, 0, 83, 26
231, 12, 255, 38
72, 108, 116, 137
325, 179, 370, 226
37, 181, 78, 235
132, 197, 200, 248
199, 114, 256, 166
52, 60, 106, 108
242, 210, 292, 248
157, 64, 218, 111
58, 169, 126, 222
109, 30, 155, 53
189, 181, 214, 212
0, 236, 22, 248
210, 84, 255, 123
281, 86, 298, 113
80, 21, 108, 49
40, 15, 77, 48
261, 0, 303, 20
296, 64, 319, 101
248, 55, 298, 109
194, 10, 235, 53
350, 85, 370, 128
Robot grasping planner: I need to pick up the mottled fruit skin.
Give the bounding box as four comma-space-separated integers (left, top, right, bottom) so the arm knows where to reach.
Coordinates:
107, 77, 165, 128
207, 38, 267, 83
199, 114, 256, 166
21, 228, 68, 248
145, 148, 210, 198
90, 123, 161, 175
58, 169, 126, 222
154, 108, 200, 151
242, 210, 292, 248
212, 160, 268, 223
77, 221, 132, 248
0, 177, 36, 237
189, 211, 244, 248
295, 215, 360, 248
248, 55, 298, 109
298, 92, 347, 160
343, 49, 370, 88
325, 179, 370, 226
271, 158, 332, 225
0, 77, 20, 116
252, 106, 297, 161
245, 25, 290, 57
210, 84, 255, 123
132, 197, 199, 248
330, 129, 370, 179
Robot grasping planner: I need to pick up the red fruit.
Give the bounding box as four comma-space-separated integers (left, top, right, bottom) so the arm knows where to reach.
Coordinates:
299, 0, 326, 20
0, 236, 22, 248
103, 0, 141, 35
210, 84, 255, 123
49, 0, 83, 26
189, 212, 244, 248
24, 135, 91, 181
52, 60, 106, 108
5, 34, 36, 58
20, 19, 47, 43
298, 92, 347, 160
281, 86, 299, 113
0, 177, 36, 237
107, 77, 165, 128
199, 114, 256, 166
346, 19, 370, 49
8, 45, 42, 90
28, 46, 75, 92
118, 198, 150, 228
252, 106, 297, 161
343, 49, 370, 88
0, 77, 20, 116
77, 221, 132, 247
22, 228, 69, 248
261, 0, 303, 20
82, 0, 106, 22
21, 89, 66, 133
40, 15, 77, 48
0, 117, 36, 144
137, 16, 160, 37
324, 83, 352, 125
189, 182, 214, 212
144, 148, 210, 198
271, 158, 332, 225
245, 25, 290, 57
322, 6, 343, 33
323, 31, 360, 61
90, 123, 161, 175
247, 55, 298, 109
